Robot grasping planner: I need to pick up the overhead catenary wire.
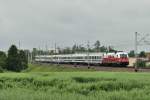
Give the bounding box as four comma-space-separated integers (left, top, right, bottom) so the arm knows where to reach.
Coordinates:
134, 32, 150, 72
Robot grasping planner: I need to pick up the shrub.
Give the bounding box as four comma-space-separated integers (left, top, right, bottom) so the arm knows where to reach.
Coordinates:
135, 60, 146, 68
0, 67, 3, 73
0, 51, 7, 69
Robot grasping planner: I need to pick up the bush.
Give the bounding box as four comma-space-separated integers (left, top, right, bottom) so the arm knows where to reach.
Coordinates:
135, 60, 146, 68
0, 67, 4, 73
0, 51, 7, 69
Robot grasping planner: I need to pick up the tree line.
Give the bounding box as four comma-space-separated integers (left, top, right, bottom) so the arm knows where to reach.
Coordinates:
128, 50, 147, 58
31, 40, 148, 59
0, 41, 147, 72
32, 40, 116, 56
0, 45, 28, 72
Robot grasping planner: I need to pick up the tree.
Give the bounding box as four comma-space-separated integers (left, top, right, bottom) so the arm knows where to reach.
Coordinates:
62, 47, 72, 54
78, 45, 86, 53
108, 46, 116, 52
0, 51, 7, 69
19, 50, 28, 70
32, 48, 37, 60
72, 44, 78, 53
128, 50, 135, 57
100, 46, 107, 52
94, 40, 101, 52
139, 51, 146, 58
6, 45, 21, 72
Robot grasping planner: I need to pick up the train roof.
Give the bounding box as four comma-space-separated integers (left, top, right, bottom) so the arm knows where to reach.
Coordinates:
36, 52, 128, 58
36, 52, 104, 57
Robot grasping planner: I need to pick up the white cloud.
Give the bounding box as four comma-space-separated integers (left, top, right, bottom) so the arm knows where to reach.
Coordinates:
0, 0, 150, 51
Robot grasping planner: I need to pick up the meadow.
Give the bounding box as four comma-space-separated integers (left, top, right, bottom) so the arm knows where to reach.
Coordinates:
0, 71, 150, 100
24, 63, 96, 72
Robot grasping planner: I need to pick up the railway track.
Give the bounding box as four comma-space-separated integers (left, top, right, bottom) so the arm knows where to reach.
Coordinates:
37, 62, 150, 72
66, 64, 136, 72
75, 65, 150, 72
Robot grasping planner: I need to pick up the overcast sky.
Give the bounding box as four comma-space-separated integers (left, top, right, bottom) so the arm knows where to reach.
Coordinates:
0, 0, 150, 51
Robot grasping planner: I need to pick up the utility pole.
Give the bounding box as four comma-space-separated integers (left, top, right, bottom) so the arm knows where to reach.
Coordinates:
55, 43, 57, 55
54, 43, 59, 65
30, 51, 32, 63
38, 46, 41, 56
18, 41, 21, 50
134, 32, 150, 72
28, 51, 30, 63
87, 41, 90, 67
45, 43, 48, 55
135, 32, 138, 72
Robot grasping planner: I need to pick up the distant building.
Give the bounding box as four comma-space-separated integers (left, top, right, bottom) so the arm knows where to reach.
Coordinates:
145, 52, 150, 61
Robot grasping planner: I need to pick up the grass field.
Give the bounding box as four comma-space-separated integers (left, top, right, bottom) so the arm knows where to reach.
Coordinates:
0, 71, 150, 100
24, 63, 96, 72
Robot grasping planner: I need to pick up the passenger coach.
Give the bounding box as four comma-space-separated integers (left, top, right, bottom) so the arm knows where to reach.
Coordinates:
35, 52, 129, 66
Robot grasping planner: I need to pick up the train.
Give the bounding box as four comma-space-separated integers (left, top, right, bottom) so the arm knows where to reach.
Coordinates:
35, 51, 129, 66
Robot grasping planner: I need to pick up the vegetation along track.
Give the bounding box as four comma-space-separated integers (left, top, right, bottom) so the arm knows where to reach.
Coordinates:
32, 63, 150, 72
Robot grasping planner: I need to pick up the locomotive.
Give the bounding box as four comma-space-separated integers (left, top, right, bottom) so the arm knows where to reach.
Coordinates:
35, 51, 129, 66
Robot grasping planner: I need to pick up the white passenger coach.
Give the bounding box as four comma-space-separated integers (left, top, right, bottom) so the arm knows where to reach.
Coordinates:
35, 52, 129, 66
35, 53, 103, 64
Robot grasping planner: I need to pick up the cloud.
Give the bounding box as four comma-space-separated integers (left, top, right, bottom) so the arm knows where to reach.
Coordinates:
0, 0, 150, 51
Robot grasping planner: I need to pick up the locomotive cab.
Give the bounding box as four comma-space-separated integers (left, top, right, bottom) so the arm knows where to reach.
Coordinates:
116, 52, 129, 66
102, 52, 129, 66
116, 52, 128, 58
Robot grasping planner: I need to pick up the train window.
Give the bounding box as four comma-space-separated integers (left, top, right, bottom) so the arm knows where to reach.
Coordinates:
96, 56, 99, 59
92, 56, 94, 59
120, 54, 127, 58
77, 57, 82, 59
89, 56, 92, 59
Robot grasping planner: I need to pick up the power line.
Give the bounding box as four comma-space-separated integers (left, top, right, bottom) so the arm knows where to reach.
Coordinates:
134, 32, 150, 72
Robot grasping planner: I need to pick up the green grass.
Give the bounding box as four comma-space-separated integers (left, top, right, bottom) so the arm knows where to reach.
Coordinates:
0, 72, 150, 100
24, 63, 96, 72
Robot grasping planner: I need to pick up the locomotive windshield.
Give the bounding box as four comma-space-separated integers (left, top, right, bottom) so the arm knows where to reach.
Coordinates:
120, 54, 128, 58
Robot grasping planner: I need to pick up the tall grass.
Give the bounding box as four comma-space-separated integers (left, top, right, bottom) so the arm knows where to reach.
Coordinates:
24, 63, 96, 72
0, 72, 150, 100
